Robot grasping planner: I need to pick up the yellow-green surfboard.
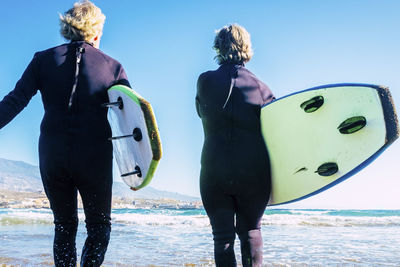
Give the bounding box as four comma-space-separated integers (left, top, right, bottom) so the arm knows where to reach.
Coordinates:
105, 85, 162, 191
261, 83, 399, 206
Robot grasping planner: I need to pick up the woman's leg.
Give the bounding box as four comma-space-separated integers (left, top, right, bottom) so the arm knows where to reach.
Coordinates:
40, 164, 78, 267
73, 143, 113, 267
234, 176, 270, 267
78, 178, 112, 267
200, 170, 237, 267
237, 227, 264, 267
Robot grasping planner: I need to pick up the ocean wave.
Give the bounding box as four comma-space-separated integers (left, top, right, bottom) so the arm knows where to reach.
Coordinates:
0, 209, 53, 225
0, 208, 211, 227
261, 214, 400, 227
112, 213, 210, 227
1, 208, 400, 227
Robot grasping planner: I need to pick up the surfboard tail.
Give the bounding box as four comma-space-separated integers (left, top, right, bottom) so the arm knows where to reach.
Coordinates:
376, 85, 399, 146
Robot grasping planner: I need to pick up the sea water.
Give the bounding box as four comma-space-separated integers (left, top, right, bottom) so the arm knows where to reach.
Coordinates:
1, 208, 400, 266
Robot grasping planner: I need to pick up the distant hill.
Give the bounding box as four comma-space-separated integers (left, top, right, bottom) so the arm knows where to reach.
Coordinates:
0, 158, 43, 192
112, 182, 199, 202
0, 158, 199, 202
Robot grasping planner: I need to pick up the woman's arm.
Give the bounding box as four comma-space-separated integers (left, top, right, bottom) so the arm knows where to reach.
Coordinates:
115, 64, 131, 88
0, 54, 40, 129
195, 73, 206, 118
260, 81, 275, 106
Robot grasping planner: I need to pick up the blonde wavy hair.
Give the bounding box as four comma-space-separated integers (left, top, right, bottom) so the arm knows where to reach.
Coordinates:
59, 1, 105, 42
213, 24, 254, 65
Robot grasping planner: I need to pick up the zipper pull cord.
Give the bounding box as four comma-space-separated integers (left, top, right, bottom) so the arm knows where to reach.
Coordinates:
222, 66, 239, 109
68, 46, 85, 110
222, 76, 235, 109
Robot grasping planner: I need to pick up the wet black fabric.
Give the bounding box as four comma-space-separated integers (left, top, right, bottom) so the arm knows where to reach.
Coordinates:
0, 41, 130, 266
196, 63, 274, 266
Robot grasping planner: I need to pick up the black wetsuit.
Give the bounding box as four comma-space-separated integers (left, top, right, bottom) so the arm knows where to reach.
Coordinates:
0, 41, 130, 267
196, 63, 274, 267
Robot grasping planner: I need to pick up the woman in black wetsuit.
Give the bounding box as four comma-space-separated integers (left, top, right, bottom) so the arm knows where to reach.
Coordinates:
196, 24, 275, 267
0, 2, 130, 266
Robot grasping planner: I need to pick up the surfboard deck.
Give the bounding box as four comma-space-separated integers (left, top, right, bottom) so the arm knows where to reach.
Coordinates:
106, 85, 162, 190
261, 83, 399, 206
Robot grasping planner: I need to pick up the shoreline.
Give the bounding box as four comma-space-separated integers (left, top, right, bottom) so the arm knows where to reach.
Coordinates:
2, 190, 399, 211
0, 189, 203, 210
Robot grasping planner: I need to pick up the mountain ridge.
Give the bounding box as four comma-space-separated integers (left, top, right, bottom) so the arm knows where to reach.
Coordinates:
0, 158, 199, 202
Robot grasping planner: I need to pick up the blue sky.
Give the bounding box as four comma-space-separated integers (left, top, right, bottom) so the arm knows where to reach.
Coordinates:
0, 0, 399, 209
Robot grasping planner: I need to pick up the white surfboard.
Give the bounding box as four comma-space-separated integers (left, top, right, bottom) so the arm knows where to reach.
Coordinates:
105, 85, 162, 191
261, 83, 399, 206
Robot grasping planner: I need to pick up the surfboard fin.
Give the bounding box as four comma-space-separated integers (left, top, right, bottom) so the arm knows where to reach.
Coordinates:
109, 128, 143, 141
121, 166, 142, 178
300, 96, 324, 113
316, 163, 338, 176
338, 116, 367, 134
102, 96, 124, 109
132, 128, 143, 141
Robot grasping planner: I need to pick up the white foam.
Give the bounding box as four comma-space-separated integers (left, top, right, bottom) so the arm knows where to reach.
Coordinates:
2, 208, 400, 227
261, 214, 400, 227
112, 213, 210, 227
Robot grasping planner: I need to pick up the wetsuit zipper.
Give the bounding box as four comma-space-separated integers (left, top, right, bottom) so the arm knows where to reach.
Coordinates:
68, 46, 85, 111
223, 65, 238, 141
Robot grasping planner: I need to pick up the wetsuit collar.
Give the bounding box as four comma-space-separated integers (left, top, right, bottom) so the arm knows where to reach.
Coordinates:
221, 62, 245, 67
70, 40, 94, 47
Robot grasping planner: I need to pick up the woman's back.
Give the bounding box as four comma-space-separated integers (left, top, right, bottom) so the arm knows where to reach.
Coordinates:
36, 41, 129, 141
196, 63, 274, 178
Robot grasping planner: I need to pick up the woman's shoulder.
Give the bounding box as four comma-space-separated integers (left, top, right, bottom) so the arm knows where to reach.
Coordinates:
197, 69, 215, 89
35, 42, 122, 65
238, 66, 268, 87
198, 65, 231, 83
237, 66, 275, 104
198, 68, 217, 80
32, 43, 67, 58
88, 45, 123, 66
237, 65, 257, 79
